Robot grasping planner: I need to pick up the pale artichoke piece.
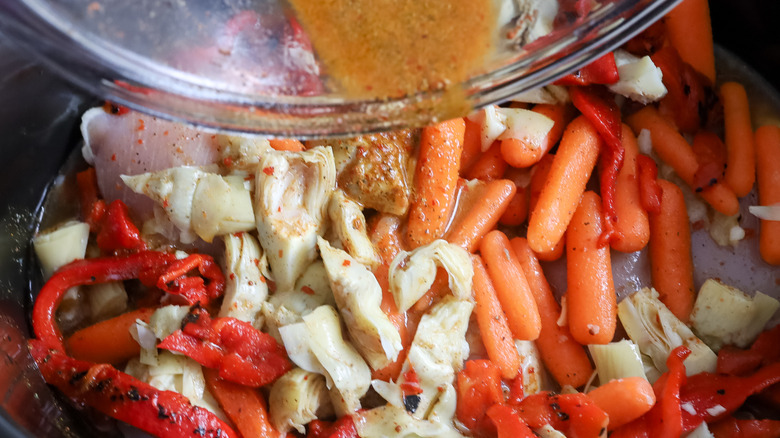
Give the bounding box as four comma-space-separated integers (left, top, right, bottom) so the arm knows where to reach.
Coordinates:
219, 232, 267, 327
515, 340, 547, 395
269, 368, 333, 434
33, 221, 90, 278
318, 237, 402, 370
190, 174, 255, 242
588, 340, 647, 384
327, 190, 380, 270
389, 240, 474, 312
608, 50, 667, 105
618, 288, 717, 379
87, 281, 128, 321
268, 261, 335, 317
215, 134, 271, 171
535, 425, 569, 438
397, 297, 473, 419
148, 305, 190, 340
254, 147, 336, 292
690, 279, 780, 351
279, 305, 371, 414
261, 301, 302, 344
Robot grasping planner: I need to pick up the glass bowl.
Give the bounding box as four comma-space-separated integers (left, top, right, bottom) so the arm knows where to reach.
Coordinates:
0, 0, 680, 137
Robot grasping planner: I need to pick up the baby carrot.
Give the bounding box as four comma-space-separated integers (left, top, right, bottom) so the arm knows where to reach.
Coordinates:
626, 106, 739, 216
446, 179, 515, 252
460, 117, 483, 175
472, 254, 521, 380
527, 116, 602, 254
480, 230, 541, 341
649, 179, 695, 322
721, 82, 756, 197
529, 154, 565, 261
368, 213, 404, 265
499, 167, 530, 226
664, 0, 716, 83
500, 104, 567, 168
465, 141, 508, 181
268, 138, 305, 152
407, 118, 465, 248
204, 368, 279, 438
566, 191, 617, 345
587, 377, 656, 430
66, 308, 155, 365
373, 263, 411, 381
608, 124, 650, 253
755, 125, 780, 265
510, 237, 594, 388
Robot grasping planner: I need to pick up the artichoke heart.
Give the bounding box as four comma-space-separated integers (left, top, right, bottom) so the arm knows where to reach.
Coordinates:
269, 368, 333, 434
255, 147, 336, 292
328, 189, 380, 269
219, 232, 268, 327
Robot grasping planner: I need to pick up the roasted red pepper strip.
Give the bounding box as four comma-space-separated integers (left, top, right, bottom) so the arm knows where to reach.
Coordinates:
486, 404, 536, 438
570, 85, 624, 245
75, 168, 106, 231
156, 254, 225, 306
307, 416, 358, 438
717, 325, 780, 376
96, 200, 146, 254
651, 46, 713, 134
691, 131, 728, 193
30, 340, 236, 438
158, 306, 291, 387
556, 52, 620, 86
456, 359, 504, 436
636, 154, 663, 214
399, 366, 423, 397
680, 362, 780, 433
514, 392, 609, 438
709, 416, 780, 438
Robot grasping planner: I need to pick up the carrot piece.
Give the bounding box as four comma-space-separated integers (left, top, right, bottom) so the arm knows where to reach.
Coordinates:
268, 138, 305, 152
510, 237, 594, 388
649, 179, 695, 322
529, 154, 565, 261
446, 179, 516, 252
566, 191, 617, 345
755, 125, 780, 265
499, 167, 530, 226
587, 377, 656, 430
480, 231, 541, 341
203, 368, 279, 438
65, 308, 154, 365
527, 116, 602, 254
372, 263, 411, 381
410, 267, 451, 315
466, 141, 508, 181
721, 82, 756, 197
626, 106, 739, 216
460, 117, 483, 175
608, 125, 650, 253
664, 0, 716, 83
500, 104, 568, 168
368, 213, 404, 265
407, 118, 465, 248
471, 255, 521, 380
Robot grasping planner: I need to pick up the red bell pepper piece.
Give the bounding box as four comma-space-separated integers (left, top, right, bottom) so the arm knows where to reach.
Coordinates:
691, 131, 727, 193
506, 372, 525, 406
456, 359, 504, 436
717, 325, 780, 376
636, 155, 662, 214
30, 339, 237, 438
486, 404, 536, 438
75, 168, 107, 231
651, 46, 714, 134
399, 365, 423, 397
709, 416, 780, 438
556, 52, 620, 86
158, 306, 291, 387
570, 85, 624, 245
307, 416, 358, 438
680, 362, 780, 433
514, 392, 609, 438
96, 199, 146, 254
155, 254, 226, 306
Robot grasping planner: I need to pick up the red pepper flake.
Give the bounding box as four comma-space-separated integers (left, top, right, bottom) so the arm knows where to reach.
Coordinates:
223, 157, 233, 167
400, 366, 423, 396
302, 286, 315, 295
162, 198, 170, 208
244, 175, 253, 181
111, 154, 117, 162
229, 273, 236, 280
163, 130, 169, 136
137, 119, 145, 131
277, 206, 281, 213
137, 139, 144, 145
253, 258, 260, 266
278, 250, 283, 258
259, 276, 266, 283
263, 167, 275, 176
342, 260, 351, 267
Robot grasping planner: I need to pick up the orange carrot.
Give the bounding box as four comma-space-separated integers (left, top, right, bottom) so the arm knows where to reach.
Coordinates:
407, 118, 465, 248
410, 267, 451, 315
445, 179, 515, 252
664, 0, 716, 83
368, 213, 404, 265
465, 141, 508, 181
529, 154, 565, 261
460, 117, 483, 175
566, 191, 617, 345
527, 116, 602, 254
626, 106, 739, 216
649, 179, 695, 322
608, 125, 650, 253
500, 104, 567, 168
510, 237, 594, 388
721, 82, 756, 197
203, 368, 278, 438
472, 254, 521, 380
372, 263, 411, 381
480, 230, 541, 341
754, 125, 780, 265
269, 138, 305, 152
66, 308, 154, 365
499, 167, 530, 226
587, 377, 656, 430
